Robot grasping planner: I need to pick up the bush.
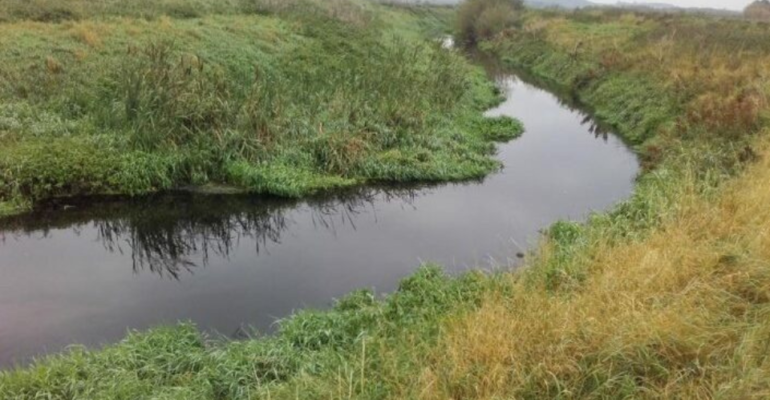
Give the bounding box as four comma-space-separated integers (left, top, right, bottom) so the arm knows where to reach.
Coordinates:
456, 0, 523, 46
745, 0, 770, 21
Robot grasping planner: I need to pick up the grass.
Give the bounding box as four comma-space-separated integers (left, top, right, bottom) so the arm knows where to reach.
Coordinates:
4, 4, 770, 400
0, 0, 522, 215
0, 266, 495, 399
421, 146, 770, 397
455, 0, 523, 46
413, 8, 770, 398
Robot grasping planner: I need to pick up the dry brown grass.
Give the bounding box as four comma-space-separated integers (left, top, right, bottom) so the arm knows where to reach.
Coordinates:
69, 21, 106, 47
404, 11, 770, 399
44, 55, 63, 74
419, 135, 770, 399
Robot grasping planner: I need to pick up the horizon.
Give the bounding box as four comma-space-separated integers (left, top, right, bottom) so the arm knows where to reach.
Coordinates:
421, 0, 752, 12
588, 0, 750, 11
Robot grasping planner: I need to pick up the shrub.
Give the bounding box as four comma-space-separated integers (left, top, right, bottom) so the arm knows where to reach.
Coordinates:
745, 0, 770, 21
456, 0, 523, 46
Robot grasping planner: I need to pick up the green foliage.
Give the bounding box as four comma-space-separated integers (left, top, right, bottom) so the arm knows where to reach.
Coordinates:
466, 114, 524, 142
0, 0, 343, 22
539, 221, 587, 290
225, 161, 357, 198
6, 5, 770, 400
0, 138, 185, 201
113, 42, 236, 151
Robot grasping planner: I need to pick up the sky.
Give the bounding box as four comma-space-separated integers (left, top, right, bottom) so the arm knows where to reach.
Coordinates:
589, 0, 751, 11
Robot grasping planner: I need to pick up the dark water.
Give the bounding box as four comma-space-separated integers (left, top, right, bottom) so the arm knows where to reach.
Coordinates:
0, 76, 638, 369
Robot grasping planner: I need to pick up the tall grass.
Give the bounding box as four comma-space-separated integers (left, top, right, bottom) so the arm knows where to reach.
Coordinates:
0, 0, 522, 214
455, 0, 523, 45
0, 0, 373, 24
418, 134, 770, 399
404, 7, 770, 399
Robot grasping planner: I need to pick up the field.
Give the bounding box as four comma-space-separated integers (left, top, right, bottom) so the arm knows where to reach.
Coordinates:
0, 0, 521, 216
3, 2, 770, 400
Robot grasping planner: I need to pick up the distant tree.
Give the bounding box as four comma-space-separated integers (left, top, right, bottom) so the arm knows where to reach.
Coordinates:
456, 0, 524, 46
745, 0, 770, 21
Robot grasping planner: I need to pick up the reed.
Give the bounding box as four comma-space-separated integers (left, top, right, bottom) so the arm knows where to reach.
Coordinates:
0, 0, 520, 214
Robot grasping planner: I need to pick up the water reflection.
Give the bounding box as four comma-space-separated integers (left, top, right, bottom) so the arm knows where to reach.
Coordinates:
1, 187, 424, 279
0, 74, 639, 369
479, 55, 615, 142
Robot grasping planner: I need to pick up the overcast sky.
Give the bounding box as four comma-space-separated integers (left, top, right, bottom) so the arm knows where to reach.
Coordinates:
590, 0, 751, 11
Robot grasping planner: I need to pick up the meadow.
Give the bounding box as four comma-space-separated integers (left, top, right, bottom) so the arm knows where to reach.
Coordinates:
3, 2, 770, 400
0, 0, 521, 216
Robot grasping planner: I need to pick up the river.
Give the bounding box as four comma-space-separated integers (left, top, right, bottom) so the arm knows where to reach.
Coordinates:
0, 73, 639, 368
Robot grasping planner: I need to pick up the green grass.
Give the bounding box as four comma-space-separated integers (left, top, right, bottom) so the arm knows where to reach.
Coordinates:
7, 5, 770, 400
0, 0, 522, 215
472, 10, 763, 287
0, 266, 494, 399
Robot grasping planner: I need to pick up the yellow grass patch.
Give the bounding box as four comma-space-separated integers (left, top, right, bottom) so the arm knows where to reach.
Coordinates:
68, 21, 109, 48
158, 15, 174, 31
45, 55, 63, 74
73, 48, 89, 61
421, 137, 770, 399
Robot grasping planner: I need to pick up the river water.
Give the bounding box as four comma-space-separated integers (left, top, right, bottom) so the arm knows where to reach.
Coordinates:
0, 74, 639, 368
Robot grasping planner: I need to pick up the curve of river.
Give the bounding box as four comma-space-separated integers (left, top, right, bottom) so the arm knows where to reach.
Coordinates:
0, 73, 639, 369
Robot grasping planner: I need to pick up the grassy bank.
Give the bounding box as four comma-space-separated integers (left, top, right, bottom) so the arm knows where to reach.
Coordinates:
0, 0, 521, 216
420, 8, 770, 398
4, 5, 770, 400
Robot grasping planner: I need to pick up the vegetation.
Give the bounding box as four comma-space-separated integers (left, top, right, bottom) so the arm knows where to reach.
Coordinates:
745, 0, 770, 21
0, 0, 522, 216
0, 265, 497, 399
4, 3, 770, 400
428, 7, 770, 398
455, 0, 523, 45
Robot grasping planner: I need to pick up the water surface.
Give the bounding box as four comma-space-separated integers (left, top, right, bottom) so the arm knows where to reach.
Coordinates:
0, 76, 639, 368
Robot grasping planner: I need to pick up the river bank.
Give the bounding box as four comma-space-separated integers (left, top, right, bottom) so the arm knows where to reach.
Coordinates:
4, 3, 770, 400
0, 74, 637, 370
0, 0, 521, 217
417, 8, 770, 399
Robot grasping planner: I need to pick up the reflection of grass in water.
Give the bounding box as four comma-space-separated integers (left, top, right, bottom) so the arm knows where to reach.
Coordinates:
95, 196, 292, 278
3, 187, 424, 278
